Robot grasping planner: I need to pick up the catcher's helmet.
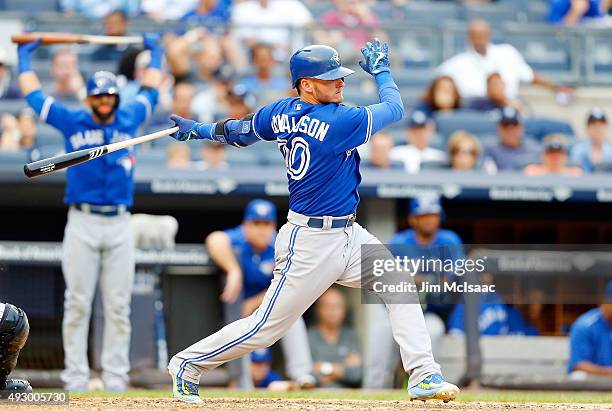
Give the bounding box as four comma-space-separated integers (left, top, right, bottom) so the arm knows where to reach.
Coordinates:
289, 45, 354, 88
86, 71, 120, 98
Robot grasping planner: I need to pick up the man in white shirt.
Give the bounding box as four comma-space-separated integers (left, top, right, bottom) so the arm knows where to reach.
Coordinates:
436, 19, 572, 100
390, 111, 447, 174
231, 0, 313, 56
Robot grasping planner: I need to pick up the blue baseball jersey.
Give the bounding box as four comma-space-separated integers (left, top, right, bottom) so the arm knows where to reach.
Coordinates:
389, 229, 465, 264
225, 225, 277, 299
567, 308, 612, 372
26, 89, 156, 206
252, 97, 375, 217
255, 369, 283, 388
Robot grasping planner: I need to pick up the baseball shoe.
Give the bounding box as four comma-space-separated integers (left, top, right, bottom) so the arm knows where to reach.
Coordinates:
170, 371, 202, 404
295, 373, 316, 390
408, 373, 460, 403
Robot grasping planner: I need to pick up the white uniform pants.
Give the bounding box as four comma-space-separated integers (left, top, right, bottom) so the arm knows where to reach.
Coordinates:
169, 212, 440, 388
60, 207, 134, 389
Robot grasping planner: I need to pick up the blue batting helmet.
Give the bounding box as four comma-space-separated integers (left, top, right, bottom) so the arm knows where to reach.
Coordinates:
86, 71, 120, 98
289, 45, 354, 88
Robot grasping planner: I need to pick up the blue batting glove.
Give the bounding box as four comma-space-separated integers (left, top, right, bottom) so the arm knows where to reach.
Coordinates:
358, 38, 390, 76
143, 33, 163, 69
170, 114, 198, 141
17, 38, 41, 74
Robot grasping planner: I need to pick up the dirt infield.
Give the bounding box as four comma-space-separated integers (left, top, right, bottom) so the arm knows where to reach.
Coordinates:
4, 397, 609, 411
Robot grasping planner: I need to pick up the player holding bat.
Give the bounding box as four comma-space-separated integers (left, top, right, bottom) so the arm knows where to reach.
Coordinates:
16, 34, 163, 392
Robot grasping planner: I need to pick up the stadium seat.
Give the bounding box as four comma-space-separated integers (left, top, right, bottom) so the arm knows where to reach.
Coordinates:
401, 2, 461, 25
510, 36, 572, 72
593, 38, 612, 74
35, 124, 63, 147
226, 147, 259, 166
0, 150, 29, 165
433, 110, 498, 139
136, 149, 166, 166
0, 100, 26, 115
524, 118, 574, 141
4, 0, 58, 13
463, 4, 519, 25
393, 32, 439, 69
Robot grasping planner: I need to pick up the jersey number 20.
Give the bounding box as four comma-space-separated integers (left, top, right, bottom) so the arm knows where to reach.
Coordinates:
280, 137, 310, 181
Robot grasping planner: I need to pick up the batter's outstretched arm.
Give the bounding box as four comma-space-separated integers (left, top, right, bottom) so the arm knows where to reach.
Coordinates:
169, 113, 261, 147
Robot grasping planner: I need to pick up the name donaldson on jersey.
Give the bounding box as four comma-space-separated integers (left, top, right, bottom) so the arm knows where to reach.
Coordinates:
69, 130, 132, 150
270, 114, 330, 142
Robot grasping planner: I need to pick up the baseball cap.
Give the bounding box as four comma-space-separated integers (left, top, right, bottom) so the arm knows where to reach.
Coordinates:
251, 348, 272, 363
587, 107, 607, 124
244, 199, 276, 222
498, 106, 523, 125
542, 134, 568, 152
407, 110, 428, 128
409, 194, 443, 216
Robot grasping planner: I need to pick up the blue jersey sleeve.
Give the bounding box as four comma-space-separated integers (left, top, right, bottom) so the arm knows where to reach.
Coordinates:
332, 72, 404, 154
123, 88, 159, 126
224, 226, 245, 248
252, 100, 284, 142
25, 89, 74, 136
567, 320, 594, 372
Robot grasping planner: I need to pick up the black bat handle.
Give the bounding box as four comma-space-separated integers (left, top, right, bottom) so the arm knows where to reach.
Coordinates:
23, 146, 108, 178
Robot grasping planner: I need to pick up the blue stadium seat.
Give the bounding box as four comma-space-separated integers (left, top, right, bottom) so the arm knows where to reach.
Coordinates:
401, 2, 461, 25
392, 32, 439, 69
593, 38, 612, 74
524, 117, 574, 141
136, 149, 166, 166
463, 4, 519, 25
4, 0, 58, 12
509, 36, 572, 72
0, 100, 26, 116
0, 150, 28, 166
37, 144, 64, 159
433, 110, 498, 139
226, 147, 259, 166
35, 124, 63, 147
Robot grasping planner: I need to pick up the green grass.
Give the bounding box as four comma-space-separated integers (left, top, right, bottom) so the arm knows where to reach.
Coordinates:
69, 389, 612, 404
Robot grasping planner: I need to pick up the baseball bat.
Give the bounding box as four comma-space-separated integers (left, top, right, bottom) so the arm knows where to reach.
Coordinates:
23, 126, 179, 178
11, 32, 143, 45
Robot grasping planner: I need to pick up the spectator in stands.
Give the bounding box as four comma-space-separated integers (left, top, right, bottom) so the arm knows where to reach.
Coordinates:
250, 348, 286, 389
436, 19, 573, 100
483, 106, 542, 172
191, 65, 236, 123
524, 134, 582, 176
448, 131, 481, 171
549, 0, 612, 26
60, 0, 140, 18
181, 0, 231, 29
231, 0, 313, 56
164, 27, 246, 85
166, 141, 193, 169
17, 108, 40, 162
390, 111, 447, 173
196, 141, 228, 170
570, 108, 612, 173
239, 43, 290, 104
141, 0, 199, 22
417, 76, 461, 116
363, 132, 403, 170
91, 11, 132, 62
309, 288, 361, 388
225, 84, 255, 120
151, 82, 196, 128
466, 72, 524, 113
567, 281, 612, 377
316, 0, 381, 56
46, 47, 86, 105
0, 113, 20, 151
0, 48, 20, 100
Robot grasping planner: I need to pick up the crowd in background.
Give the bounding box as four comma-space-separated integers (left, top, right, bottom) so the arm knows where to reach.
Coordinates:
0, 0, 611, 176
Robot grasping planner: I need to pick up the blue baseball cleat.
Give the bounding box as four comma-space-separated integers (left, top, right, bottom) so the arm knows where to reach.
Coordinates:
170, 371, 203, 404
408, 373, 460, 403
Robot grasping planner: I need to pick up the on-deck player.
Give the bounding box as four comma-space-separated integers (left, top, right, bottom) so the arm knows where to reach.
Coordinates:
206, 199, 314, 388
168, 39, 460, 403
16, 35, 163, 391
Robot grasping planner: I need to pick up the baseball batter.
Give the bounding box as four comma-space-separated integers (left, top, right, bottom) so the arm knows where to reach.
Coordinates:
16, 35, 163, 391
168, 39, 460, 403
